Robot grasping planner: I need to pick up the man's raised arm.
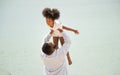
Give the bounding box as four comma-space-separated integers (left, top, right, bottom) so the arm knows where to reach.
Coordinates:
44, 30, 54, 43
58, 29, 71, 54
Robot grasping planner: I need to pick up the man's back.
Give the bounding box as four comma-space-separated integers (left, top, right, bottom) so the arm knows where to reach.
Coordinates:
41, 31, 71, 75
42, 48, 67, 75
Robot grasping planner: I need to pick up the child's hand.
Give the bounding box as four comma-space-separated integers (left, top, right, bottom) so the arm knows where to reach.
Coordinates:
50, 29, 54, 34
74, 30, 79, 34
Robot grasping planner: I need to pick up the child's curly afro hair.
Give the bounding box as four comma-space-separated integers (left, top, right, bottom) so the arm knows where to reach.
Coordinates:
42, 8, 60, 20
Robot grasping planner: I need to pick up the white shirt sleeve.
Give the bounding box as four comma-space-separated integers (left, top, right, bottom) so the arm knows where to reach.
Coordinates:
58, 31, 71, 55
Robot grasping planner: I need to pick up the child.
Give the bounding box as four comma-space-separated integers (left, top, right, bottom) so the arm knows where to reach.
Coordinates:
42, 8, 79, 65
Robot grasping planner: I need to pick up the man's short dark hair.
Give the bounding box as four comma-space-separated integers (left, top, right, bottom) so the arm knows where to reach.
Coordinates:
42, 43, 52, 55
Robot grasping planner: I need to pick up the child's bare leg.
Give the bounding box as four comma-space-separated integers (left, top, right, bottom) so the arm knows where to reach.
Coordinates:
66, 52, 72, 65
60, 37, 72, 65
53, 37, 59, 49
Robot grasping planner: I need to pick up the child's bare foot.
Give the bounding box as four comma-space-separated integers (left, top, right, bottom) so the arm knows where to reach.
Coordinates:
68, 60, 72, 65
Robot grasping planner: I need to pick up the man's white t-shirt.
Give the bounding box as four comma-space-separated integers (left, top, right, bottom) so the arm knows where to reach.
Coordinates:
41, 32, 71, 75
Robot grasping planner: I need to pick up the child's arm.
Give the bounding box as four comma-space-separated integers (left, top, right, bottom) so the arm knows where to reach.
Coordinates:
62, 25, 79, 34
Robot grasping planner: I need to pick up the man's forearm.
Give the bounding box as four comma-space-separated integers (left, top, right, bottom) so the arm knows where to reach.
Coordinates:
62, 32, 71, 48
44, 34, 52, 43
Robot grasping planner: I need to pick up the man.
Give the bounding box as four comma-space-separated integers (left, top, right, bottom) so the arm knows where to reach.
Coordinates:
41, 29, 71, 75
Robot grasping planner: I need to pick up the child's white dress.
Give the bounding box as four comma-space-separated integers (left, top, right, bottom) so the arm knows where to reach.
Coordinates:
49, 20, 63, 37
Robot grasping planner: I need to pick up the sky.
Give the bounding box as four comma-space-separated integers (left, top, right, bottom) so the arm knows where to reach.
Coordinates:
0, 0, 120, 75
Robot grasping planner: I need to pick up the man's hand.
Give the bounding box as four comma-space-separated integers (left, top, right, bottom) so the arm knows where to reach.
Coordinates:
57, 28, 63, 32
50, 29, 54, 34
